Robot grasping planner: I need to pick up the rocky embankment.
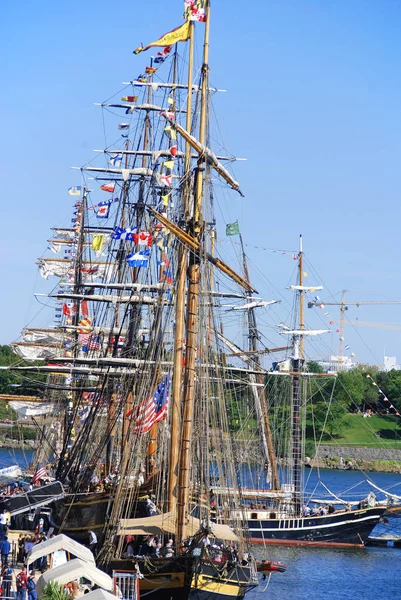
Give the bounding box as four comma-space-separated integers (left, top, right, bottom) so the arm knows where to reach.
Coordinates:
0, 438, 38, 450
231, 440, 401, 473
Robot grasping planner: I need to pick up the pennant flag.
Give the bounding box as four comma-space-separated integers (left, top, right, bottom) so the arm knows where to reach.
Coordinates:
92, 234, 105, 252
121, 96, 138, 102
160, 110, 175, 120
134, 21, 191, 54
154, 46, 172, 63
164, 125, 177, 140
158, 174, 172, 187
68, 186, 81, 196
32, 465, 47, 484
184, 0, 207, 22
109, 153, 123, 167
112, 226, 138, 240
127, 249, 151, 268
134, 231, 153, 246
118, 122, 130, 130
145, 66, 158, 74
329, 320, 334, 325
162, 160, 175, 170
100, 182, 116, 193
170, 146, 178, 157
161, 194, 169, 206
132, 374, 171, 432
345, 344, 350, 350
226, 221, 240, 236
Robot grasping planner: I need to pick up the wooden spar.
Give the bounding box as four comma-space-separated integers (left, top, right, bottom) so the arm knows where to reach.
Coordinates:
168, 24, 194, 511
176, 7, 210, 543
0, 395, 45, 402
299, 235, 304, 359
149, 208, 257, 293
160, 117, 243, 196
238, 234, 280, 492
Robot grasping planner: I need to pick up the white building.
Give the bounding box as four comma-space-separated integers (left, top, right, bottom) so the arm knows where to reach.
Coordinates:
383, 356, 399, 372
317, 355, 356, 374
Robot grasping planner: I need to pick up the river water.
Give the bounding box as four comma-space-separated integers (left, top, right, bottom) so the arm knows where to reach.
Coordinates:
2, 449, 400, 599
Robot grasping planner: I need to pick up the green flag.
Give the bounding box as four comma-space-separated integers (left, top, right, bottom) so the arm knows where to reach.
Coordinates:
226, 221, 240, 236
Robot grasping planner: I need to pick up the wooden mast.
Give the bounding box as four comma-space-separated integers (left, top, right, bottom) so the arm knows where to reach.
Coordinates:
238, 233, 280, 491
167, 21, 195, 511
176, 5, 210, 542
291, 234, 304, 515
299, 234, 305, 358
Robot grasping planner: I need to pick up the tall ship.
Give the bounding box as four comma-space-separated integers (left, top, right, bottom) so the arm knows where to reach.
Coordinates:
216, 233, 387, 547
2, 1, 286, 598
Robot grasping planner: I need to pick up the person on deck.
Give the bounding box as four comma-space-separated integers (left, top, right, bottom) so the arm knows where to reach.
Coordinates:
89, 531, 97, 556
16, 566, 28, 600
1, 537, 10, 567
1, 562, 13, 598
27, 572, 37, 600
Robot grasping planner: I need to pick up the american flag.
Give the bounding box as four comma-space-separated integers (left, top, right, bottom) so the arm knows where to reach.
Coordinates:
89, 336, 101, 350
129, 375, 170, 433
32, 465, 47, 484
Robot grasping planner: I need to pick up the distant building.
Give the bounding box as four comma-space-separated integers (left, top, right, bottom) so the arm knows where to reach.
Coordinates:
382, 356, 399, 372
317, 355, 356, 374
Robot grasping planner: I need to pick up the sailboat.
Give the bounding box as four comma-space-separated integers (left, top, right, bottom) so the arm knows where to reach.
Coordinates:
0, 1, 287, 597
218, 234, 387, 547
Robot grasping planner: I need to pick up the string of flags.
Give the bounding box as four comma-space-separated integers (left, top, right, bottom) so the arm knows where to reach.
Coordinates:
365, 374, 401, 417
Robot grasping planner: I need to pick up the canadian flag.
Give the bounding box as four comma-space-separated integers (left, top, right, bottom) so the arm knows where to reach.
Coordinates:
134, 232, 153, 247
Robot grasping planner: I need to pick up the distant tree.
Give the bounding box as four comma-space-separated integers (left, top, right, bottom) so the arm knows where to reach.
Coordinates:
376, 370, 401, 413
307, 360, 324, 374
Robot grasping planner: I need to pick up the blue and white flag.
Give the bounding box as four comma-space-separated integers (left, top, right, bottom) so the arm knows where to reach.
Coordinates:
112, 226, 137, 240
118, 122, 130, 130
91, 197, 119, 219
127, 249, 150, 268
109, 153, 123, 167
68, 186, 81, 196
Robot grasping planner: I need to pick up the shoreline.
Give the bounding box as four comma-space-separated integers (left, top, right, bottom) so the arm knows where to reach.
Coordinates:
1, 439, 401, 473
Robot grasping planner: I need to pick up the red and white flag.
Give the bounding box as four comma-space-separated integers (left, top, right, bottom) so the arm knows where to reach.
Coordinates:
32, 465, 47, 484
100, 182, 116, 193
134, 231, 153, 247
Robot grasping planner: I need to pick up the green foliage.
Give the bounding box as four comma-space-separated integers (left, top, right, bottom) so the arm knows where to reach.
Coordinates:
376, 370, 401, 412
307, 361, 324, 374
40, 581, 69, 600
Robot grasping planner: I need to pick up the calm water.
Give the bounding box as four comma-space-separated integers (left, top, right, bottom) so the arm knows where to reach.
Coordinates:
247, 468, 401, 600
3, 450, 401, 598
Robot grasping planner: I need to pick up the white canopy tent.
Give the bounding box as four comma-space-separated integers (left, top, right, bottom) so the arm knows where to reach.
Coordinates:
27, 534, 95, 568
80, 590, 120, 600
36, 558, 113, 596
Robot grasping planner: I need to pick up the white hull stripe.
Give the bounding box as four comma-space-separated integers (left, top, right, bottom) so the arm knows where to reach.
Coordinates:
248, 513, 380, 533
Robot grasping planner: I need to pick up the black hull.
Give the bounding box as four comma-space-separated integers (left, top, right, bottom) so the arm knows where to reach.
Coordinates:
246, 506, 386, 547
50, 490, 110, 542
112, 555, 257, 600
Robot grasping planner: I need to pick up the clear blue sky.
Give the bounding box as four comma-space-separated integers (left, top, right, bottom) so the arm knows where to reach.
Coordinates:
1, 0, 401, 365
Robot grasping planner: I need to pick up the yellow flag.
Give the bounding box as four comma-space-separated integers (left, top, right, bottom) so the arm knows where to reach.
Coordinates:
165, 126, 177, 140
134, 21, 190, 54
168, 96, 174, 105
92, 234, 104, 252
163, 160, 175, 170
161, 195, 169, 206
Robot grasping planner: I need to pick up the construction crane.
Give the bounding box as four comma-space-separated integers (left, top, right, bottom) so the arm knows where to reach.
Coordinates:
308, 290, 401, 370
348, 321, 401, 331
